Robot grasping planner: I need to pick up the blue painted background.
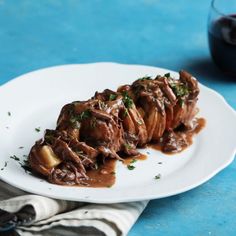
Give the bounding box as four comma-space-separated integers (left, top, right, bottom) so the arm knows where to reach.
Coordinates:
0, 0, 235, 235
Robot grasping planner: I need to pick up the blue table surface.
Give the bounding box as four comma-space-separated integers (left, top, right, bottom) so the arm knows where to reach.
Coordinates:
0, 0, 236, 235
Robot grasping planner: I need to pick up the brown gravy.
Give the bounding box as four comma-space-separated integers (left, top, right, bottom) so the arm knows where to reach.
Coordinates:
149, 118, 206, 154
78, 159, 116, 188
41, 118, 205, 188
122, 153, 147, 165
74, 153, 147, 187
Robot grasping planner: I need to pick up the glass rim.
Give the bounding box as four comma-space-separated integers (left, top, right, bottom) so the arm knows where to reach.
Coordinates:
211, 0, 236, 20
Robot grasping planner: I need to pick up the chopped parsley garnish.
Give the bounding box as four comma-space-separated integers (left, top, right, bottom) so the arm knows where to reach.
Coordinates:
154, 174, 161, 180
123, 108, 128, 117
70, 116, 78, 124
124, 143, 132, 150
21, 165, 32, 173
79, 110, 91, 121
23, 160, 29, 165
130, 159, 137, 164
71, 120, 81, 129
18, 146, 24, 149
106, 185, 112, 188
35, 127, 41, 132
122, 92, 133, 109
10, 154, 31, 174
10, 155, 20, 161
20, 159, 32, 174
1, 161, 8, 171
8, 111, 11, 116
164, 73, 170, 78
110, 171, 116, 175
70, 110, 91, 128
138, 76, 152, 81
44, 133, 55, 143
127, 165, 135, 170
170, 82, 189, 97
109, 94, 117, 101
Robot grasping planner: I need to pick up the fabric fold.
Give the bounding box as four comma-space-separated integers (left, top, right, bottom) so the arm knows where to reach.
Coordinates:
0, 181, 148, 236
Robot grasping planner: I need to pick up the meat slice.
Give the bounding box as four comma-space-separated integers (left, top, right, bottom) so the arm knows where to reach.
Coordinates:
179, 70, 199, 100
127, 77, 166, 142
127, 105, 147, 146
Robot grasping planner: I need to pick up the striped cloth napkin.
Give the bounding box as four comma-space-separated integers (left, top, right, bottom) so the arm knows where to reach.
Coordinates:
0, 180, 148, 236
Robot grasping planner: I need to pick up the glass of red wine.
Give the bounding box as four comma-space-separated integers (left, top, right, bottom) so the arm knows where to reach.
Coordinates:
208, 0, 236, 77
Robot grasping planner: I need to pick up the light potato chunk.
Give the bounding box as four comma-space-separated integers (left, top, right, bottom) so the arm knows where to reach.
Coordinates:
39, 145, 61, 168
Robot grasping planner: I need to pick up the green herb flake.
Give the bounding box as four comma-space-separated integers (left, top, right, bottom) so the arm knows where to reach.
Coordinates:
10, 155, 20, 161
20, 163, 32, 174
124, 143, 132, 150
164, 73, 170, 78
7, 111, 11, 116
1, 161, 8, 171
123, 108, 128, 117
18, 146, 24, 149
78, 110, 91, 121
130, 159, 137, 164
109, 94, 117, 101
127, 165, 135, 170
106, 185, 112, 188
69, 116, 77, 124
35, 127, 41, 132
122, 92, 133, 109
170, 82, 189, 97
44, 133, 55, 143
154, 174, 161, 180
74, 121, 81, 129
138, 76, 152, 81
110, 171, 116, 175
70, 110, 91, 126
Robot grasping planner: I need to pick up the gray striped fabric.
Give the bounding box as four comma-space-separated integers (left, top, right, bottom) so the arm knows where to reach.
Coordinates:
0, 181, 149, 236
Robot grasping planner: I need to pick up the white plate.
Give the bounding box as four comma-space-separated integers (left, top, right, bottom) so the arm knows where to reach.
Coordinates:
0, 63, 235, 203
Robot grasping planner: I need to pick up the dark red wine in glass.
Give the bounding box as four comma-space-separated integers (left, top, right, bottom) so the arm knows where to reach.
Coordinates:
208, 1, 236, 77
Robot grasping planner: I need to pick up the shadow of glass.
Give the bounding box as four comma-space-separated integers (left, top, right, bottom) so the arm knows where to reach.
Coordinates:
183, 57, 236, 84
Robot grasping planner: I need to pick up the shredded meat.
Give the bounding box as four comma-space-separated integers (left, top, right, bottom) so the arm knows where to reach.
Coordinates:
28, 70, 201, 185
